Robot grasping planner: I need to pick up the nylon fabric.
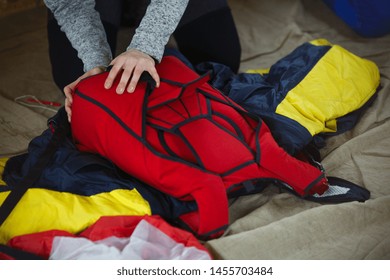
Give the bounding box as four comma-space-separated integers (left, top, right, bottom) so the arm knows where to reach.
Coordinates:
0, 188, 150, 244
275, 41, 380, 136
71, 55, 329, 239
7, 216, 211, 260
0, 158, 7, 186
196, 39, 380, 155
0, 108, 197, 244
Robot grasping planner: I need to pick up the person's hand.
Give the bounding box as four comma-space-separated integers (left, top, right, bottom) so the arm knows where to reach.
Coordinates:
104, 49, 160, 94
63, 66, 105, 122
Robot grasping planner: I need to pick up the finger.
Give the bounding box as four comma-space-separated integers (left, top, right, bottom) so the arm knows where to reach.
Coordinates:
148, 67, 160, 88
65, 98, 72, 122
64, 87, 73, 104
127, 66, 144, 93
117, 66, 134, 94
105, 64, 121, 90
64, 80, 77, 104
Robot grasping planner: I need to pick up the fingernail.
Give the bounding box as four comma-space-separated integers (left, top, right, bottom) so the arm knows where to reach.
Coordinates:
117, 87, 124, 94
104, 82, 111, 89
128, 86, 134, 93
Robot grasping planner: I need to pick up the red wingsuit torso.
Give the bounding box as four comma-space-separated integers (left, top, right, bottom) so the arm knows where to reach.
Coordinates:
71, 56, 328, 239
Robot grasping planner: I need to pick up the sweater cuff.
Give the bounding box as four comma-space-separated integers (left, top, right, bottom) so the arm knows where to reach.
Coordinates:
83, 55, 112, 72
127, 35, 165, 63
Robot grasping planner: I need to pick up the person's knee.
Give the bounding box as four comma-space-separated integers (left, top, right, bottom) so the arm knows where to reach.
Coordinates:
174, 6, 241, 72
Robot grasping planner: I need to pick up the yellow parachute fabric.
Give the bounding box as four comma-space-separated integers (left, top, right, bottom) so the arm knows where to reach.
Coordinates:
247, 39, 380, 136
275, 39, 380, 136
0, 158, 151, 244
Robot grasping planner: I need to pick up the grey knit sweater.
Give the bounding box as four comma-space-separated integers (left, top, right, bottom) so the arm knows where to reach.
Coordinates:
44, 0, 189, 72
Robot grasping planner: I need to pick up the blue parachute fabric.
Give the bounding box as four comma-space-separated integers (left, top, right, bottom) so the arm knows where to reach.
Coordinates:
196, 42, 378, 155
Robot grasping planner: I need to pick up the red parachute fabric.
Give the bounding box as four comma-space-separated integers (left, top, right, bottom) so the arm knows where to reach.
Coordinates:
71, 56, 328, 239
8, 215, 211, 259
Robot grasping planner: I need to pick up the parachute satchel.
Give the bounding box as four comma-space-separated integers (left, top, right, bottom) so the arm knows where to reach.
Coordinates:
71, 55, 331, 239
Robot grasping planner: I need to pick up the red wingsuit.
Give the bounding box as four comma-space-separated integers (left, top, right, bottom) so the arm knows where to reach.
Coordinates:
71, 56, 328, 239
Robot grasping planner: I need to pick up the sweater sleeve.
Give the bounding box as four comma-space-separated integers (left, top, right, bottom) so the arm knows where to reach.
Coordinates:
128, 0, 189, 62
44, 0, 112, 72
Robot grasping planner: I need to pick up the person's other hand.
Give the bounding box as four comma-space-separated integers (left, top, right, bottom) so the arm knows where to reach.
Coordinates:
63, 66, 105, 122
104, 49, 160, 94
